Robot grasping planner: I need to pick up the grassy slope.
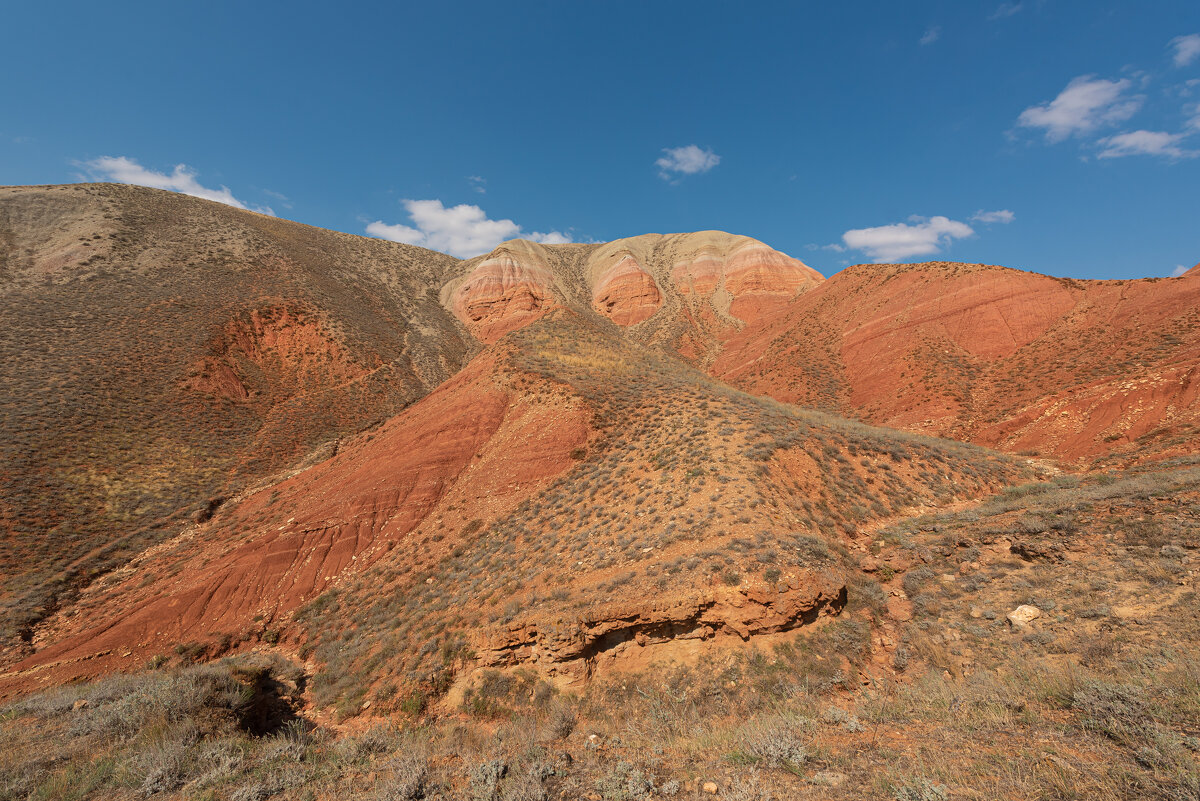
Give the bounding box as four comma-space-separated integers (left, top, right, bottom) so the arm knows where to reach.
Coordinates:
294, 315, 1029, 719
3, 461, 1197, 801
0, 184, 471, 656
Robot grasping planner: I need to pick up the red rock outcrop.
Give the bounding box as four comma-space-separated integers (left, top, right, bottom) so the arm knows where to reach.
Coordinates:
671, 238, 822, 326
475, 571, 846, 681
448, 244, 559, 342
723, 241, 824, 323
447, 232, 823, 350
591, 255, 662, 325
183, 304, 368, 402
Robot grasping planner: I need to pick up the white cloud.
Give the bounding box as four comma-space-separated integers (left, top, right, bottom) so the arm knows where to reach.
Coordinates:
366, 199, 572, 258
1096, 130, 1197, 159
529, 230, 573, 245
920, 26, 941, 46
842, 215, 975, 263
971, 209, 1015, 224
82, 156, 273, 215
1172, 264, 1191, 277
1171, 34, 1200, 68
1017, 76, 1143, 142
656, 145, 720, 179
467, 175, 486, 194
988, 3, 1022, 20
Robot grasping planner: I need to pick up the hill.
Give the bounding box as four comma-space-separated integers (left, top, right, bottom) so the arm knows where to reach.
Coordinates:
712, 261, 1200, 465
0, 314, 1029, 703
0, 183, 472, 659
1, 185, 1198, 801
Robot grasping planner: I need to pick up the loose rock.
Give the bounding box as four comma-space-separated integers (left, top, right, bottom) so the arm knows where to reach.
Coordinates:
1007, 604, 1041, 631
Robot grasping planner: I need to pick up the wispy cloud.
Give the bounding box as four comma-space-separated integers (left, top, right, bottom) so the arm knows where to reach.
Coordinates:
82, 156, 272, 214
920, 26, 941, 46
842, 215, 974, 263
1096, 130, 1197, 159
467, 175, 487, 194
988, 3, 1023, 20
366, 199, 571, 258
656, 145, 720, 180
1170, 34, 1200, 68
1172, 264, 1191, 277
1016, 76, 1143, 142
971, 209, 1015, 224
262, 189, 293, 209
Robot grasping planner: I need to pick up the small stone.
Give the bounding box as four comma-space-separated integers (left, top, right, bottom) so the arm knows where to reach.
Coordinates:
72, 699, 89, 711
860, 556, 880, 572
969, 606, 983, 619
702, 781, 719, 794
1007, 604, 1041, 631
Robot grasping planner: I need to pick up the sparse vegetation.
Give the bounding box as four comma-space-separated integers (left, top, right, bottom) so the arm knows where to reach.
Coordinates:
2, 185, 1198, 800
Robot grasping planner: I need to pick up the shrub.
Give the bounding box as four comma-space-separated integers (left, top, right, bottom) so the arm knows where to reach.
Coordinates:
893, 780, 948, 801
733, 715, 809, 774
901, 567, 935, 597
469, 759, 508, 801
543, 702, 576, 740
377, 753, 427, 801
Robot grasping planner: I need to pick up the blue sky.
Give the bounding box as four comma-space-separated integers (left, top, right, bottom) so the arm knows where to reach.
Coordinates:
2, 1, 1198, 279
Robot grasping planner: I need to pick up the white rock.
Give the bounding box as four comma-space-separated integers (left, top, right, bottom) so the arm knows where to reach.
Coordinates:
1007, 604, 1041, 630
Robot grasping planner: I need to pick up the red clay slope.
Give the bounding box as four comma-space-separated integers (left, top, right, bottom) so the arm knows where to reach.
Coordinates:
0, 350, 589, 694
713, 262, 1200, 465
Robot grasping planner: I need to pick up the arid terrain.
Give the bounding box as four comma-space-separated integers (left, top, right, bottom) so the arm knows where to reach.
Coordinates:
1, 184, 1197, 800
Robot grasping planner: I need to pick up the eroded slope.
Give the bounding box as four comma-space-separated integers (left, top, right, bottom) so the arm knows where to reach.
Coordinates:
714, 262, 1200, 465
0, 184, 471, 660
442, 232, 823, 363
290, 316, 1029, 713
